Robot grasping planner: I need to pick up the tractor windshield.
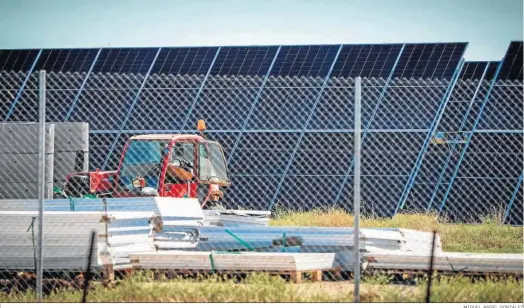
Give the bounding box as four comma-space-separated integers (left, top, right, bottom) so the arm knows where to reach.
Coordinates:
119, 140, 168, 190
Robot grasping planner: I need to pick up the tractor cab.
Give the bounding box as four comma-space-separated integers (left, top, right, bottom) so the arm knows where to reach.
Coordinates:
62, 120, 231, 208
115, 134, 229, 197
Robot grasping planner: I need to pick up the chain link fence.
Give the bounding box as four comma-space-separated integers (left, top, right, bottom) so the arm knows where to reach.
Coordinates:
0, 42, 522, 302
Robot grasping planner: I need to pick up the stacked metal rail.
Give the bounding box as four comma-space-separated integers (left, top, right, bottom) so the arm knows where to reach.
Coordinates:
0, 197, 205, 272
130, 251, 340, 278
365, 251, 524, 274
0, 211, 102, 270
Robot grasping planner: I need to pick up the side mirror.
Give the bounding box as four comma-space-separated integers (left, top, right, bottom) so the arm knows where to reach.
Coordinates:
132, 176, 145, 189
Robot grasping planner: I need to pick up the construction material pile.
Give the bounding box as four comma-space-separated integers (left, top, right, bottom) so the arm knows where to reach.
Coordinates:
0, 211, 102, 270
0, 198, 205, 271
0, 197, 521, 276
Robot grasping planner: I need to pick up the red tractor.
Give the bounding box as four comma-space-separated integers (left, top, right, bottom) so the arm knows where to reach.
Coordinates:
60, 120, 231, 209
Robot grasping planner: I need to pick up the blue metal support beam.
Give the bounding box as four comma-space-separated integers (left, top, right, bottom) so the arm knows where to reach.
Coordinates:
394, 57, 466, 215
91, 128, 430, 134
437, 60, 504, 214
267, 45, 343, 211
90, 128, 522, 135
64, 48, 102, 121
179, 47, 222, 132
503, 172, 524, 224
4, 49, 43, 121
102, 48, 162, 170
476, 130, 524, 134
426, 61, 490, 211
226, 46, 282, 164
333, 44, 406, 205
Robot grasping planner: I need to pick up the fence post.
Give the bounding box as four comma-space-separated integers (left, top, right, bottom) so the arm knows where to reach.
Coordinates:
82, 231, 97, 303
425, 230, 437, 303
37, 70, 47, 300
353, 76, 362, 303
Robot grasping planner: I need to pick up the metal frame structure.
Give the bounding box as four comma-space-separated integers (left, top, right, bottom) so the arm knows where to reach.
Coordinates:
395, 58, 466, 215
267, 44, 343, 210
4, 49, 43, 121
180, 47, 222, 132
333, 44, 406, 205
438, 60, 504, 214
64, 48, 102, 121
226, 46, 282, 164
0, 42, 522, 225
101, 48, 162, 169
426, 61, 491, 211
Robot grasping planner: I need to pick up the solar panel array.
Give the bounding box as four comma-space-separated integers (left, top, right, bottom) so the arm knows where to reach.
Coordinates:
0, 41, 522, 224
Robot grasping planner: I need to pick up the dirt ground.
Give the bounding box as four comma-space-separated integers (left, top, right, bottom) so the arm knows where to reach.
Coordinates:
291, 281, 419, 299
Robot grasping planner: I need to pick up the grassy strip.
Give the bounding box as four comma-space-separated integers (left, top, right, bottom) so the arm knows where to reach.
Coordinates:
1, 273, 522, 303
269, 208, 523, 253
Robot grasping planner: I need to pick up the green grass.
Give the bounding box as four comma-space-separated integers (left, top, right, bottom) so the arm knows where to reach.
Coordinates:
1, 273, 522, 303
270, 208, 524, 253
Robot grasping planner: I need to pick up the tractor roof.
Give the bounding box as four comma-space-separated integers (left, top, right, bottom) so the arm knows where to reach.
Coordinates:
129, 134, 204, 141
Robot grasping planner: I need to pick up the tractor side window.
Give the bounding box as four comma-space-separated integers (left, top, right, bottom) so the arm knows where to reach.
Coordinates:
120, 140, 167, 190
124, 141, 167, 165
171, 142, 195, 166
166, 142, 195, 184
198, 142, 229, 185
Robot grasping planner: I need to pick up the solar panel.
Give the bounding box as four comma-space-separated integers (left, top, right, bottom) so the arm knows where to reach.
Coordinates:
459, 61, 488, 79
0, 42, 521, 224
35, 49, 99, 72
151, 47, 218, 75
331, 44, 403, 78
270, 45, 339, 76
498, 41, 523, 80
393, 43, 467, 79
211, 46, 278, 76
0, 49, 40, 71
484, 61, 500, 80
92, 48, 159, 74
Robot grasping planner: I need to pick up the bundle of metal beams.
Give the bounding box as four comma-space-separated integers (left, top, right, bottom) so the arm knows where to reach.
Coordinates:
1, 197, 521, 275
160, 226, 442, 255
203, 210, 271, 227
0, 211, 103, 270
153, 226, 443, 271
365, 251, 524, 274
130, 251, 339, 272
0, 197, 206, 271
0, 199, 270, 227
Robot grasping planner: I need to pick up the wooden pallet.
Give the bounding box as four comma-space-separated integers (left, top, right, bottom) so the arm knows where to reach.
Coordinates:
365, 267, 524, 278
124, 267, 343, 284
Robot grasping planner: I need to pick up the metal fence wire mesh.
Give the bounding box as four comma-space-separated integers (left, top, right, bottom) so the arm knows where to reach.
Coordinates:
0, 42, 522, 301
